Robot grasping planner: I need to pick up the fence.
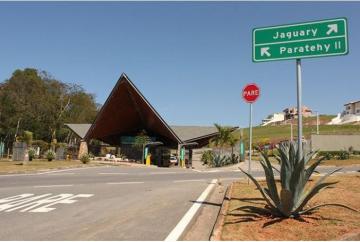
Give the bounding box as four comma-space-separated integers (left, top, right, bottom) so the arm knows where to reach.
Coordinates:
12, 142, 27, 161
311, 134, 360, 151
0, 142, 4, 158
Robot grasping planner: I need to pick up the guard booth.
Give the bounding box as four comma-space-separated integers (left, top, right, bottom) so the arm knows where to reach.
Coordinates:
151, 147, 171, 167
184, 149, 193, 168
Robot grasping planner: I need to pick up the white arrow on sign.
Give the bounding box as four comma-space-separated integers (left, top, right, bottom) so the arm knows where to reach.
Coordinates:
326, 24, 338, 35
261, 47, 271, 57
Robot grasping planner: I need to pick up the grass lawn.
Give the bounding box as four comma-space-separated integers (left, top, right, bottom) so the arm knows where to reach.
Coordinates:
233, 122, 360, 145
0, 159, 101, 174
221, 174, 360, 240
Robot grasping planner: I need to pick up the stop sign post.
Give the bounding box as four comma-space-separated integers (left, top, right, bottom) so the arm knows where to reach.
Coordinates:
242, 83, 260, 180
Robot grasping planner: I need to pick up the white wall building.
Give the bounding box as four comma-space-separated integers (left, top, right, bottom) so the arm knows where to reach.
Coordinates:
328, 100, 360, 125
261, 112, 285, 126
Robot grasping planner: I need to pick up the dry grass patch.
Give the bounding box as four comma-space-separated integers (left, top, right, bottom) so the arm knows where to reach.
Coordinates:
0, 159, 100, 174
221, 174, 360, 240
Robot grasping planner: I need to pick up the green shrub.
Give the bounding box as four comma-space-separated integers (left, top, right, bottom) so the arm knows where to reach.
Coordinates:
55, 142, 68, 149
353, 150, 360, 155
338, 150, 350, 160
318, 151, 350, 160
45, 150, 55, 161
28, 148, 36, 161
23, 131, 33, 146
322, 152, 333, 160
80, 154, 90, 164
32, 140, 50, 154
229, 154, 240, 164
212, 154, 230, 167
240, 142, 357, 218
201, 150, 214, 165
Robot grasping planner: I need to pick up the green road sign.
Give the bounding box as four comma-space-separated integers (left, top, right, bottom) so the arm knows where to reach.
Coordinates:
253, 18, 348, 62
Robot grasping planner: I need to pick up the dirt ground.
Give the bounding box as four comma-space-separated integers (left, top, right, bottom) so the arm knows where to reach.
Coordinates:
221, 174, 360, 240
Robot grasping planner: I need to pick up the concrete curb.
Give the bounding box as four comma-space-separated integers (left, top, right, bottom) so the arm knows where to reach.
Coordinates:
210, 182, 234, 241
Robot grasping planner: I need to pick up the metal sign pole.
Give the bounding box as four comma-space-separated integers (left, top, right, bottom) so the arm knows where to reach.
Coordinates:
296, 59, 303, 160
248, 103, 253, 183
316, 111, 319, 134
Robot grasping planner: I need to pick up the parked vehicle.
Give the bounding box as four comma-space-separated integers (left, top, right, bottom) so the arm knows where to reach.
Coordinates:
170, 155, 178, 165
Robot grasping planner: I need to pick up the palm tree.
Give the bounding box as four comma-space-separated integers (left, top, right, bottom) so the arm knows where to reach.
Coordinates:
228, 134, 239, 157
212, 123, 232, 155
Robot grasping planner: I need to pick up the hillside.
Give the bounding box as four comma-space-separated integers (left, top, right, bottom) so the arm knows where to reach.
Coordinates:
234, 115, 360, 145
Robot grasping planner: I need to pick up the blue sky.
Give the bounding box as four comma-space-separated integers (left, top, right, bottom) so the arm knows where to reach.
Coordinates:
0, 2, 359, 127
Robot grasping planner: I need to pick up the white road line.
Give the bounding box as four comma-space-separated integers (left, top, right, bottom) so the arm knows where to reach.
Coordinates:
219, 177, 240, 181
37, 167, 98, 175
203, 170, 220, 173
0, 166, 99, 177
106, 182, 144, 185
149, 172, 177, 175
191, 169, 203, 173
173, 179, 206, 183
99, 172, 129, 175
165, 179, 218, 241
33, 184, 74, 188
46, 173, 75, 176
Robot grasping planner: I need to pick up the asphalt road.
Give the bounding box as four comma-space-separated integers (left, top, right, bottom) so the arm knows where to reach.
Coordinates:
0, 165, 359, 240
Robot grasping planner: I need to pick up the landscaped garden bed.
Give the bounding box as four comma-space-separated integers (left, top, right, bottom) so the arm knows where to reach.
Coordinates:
218, 174, 360, 240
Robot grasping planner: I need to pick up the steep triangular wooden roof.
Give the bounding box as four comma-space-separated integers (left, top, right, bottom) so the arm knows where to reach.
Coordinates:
85, 73, 182, 146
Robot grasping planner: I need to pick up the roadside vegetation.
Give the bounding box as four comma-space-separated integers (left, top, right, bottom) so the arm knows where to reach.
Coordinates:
222, 174, 360, 240
0, 68, 99, 156
240, 142, 357, 217
220, 142, 359, 240
201, 124, 241, 167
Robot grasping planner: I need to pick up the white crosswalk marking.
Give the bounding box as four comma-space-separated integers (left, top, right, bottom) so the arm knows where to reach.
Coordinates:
0, 193, 93, 213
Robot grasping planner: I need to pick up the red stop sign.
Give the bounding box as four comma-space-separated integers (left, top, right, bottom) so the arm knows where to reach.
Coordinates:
242, 83, 260, 103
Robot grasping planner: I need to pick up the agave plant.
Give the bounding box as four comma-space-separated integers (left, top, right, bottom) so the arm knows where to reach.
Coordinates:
240, 142, 357, 218
212, 154, 230, 167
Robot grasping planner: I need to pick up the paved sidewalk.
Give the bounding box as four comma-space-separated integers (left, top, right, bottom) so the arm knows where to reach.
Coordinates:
192, 159, 266, 172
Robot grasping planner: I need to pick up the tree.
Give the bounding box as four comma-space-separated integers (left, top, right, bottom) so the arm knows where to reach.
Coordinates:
211, 123, 233, 155
132, 130, 151, 149
228, 134, 239, 157
0, 68, 98, 145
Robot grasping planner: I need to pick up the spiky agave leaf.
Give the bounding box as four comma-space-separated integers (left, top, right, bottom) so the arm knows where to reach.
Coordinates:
280, 189, 294, 217
298, 203, 359, 215
239, 168, 280, 215
258, 151, 281, 209
293, 168, 342, 214
278, 143, 292, 191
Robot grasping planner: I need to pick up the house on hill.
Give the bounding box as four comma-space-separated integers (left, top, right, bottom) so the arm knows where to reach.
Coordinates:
328, 100, 360, 125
